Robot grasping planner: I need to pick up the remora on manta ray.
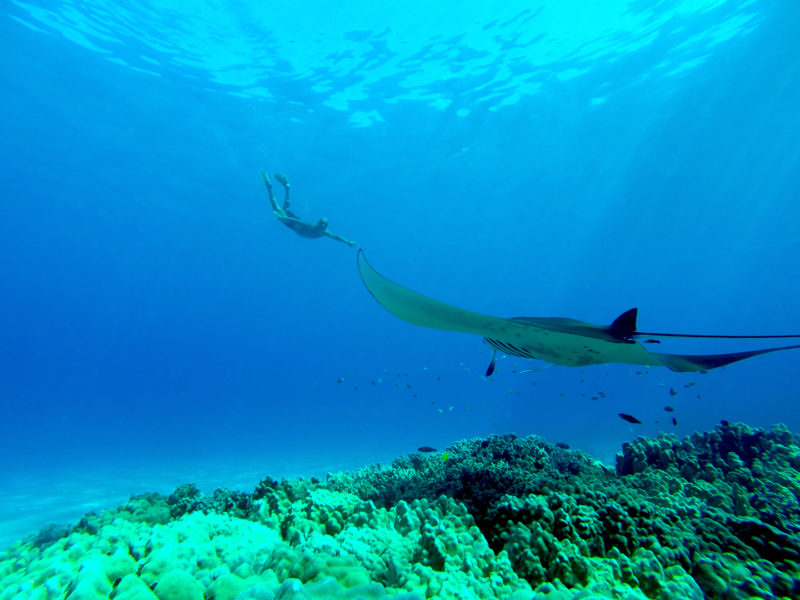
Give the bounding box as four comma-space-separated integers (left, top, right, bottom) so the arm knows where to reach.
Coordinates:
357, 250, 800, 374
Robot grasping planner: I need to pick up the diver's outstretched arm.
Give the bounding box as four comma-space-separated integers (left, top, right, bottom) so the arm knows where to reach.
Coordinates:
325, 231, 358, 248
260, 171, 282, 214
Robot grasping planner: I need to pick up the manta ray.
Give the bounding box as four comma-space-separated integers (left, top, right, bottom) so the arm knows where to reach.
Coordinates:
357, 250, 800, 374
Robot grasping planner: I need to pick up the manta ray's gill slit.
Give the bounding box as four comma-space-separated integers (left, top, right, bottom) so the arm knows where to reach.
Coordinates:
486, 338, 537, 359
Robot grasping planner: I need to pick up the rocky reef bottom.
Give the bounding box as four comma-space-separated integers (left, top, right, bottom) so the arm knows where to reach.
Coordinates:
2, 422, 799, 600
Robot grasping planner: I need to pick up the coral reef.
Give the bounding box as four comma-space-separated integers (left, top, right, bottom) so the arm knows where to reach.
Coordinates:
1, 422, 799, 599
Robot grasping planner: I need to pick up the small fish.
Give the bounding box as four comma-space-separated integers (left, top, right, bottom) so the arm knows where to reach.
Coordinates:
669, 388, 677, 396
619, 413, 642, 424
480, 440, 489, 448
644, 339, 661, 344
720, 419, 730, 426
442, 452, 449, 461
556, 442, 570, 449
672, 417, 678, 426
418, 446, 437, 453
664, 406, 675, 412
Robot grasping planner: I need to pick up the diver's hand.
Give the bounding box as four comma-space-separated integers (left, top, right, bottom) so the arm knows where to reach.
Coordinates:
274, 172, 290, 187
260, 170, 272, 188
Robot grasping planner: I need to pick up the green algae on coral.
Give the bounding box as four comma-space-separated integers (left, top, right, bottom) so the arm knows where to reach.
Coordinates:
1, 422, 799, 599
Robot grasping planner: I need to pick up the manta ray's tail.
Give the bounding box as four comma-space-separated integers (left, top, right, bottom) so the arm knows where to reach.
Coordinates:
653, 345, 800, 372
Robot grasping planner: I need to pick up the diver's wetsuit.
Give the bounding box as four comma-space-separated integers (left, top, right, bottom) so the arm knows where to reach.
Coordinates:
261, 171, 357, 247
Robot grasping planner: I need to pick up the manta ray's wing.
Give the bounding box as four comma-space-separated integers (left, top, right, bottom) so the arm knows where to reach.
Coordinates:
357, 250, 528, 338
357, 250, 800, 372
357, 250, 653, 368
650, 346, 800, 372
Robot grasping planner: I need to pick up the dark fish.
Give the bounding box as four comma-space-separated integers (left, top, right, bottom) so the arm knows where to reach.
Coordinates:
721, 419, 730, 426
664, 406, 675, 412
669, 388, 677, 396
672, 417, 678, 426
556, 442, 570, 449
619, 413, 642, 424
480, 440, 489, 448
485, 355, 496, 376
644, 339, 661, 344
417, 446, 437, 453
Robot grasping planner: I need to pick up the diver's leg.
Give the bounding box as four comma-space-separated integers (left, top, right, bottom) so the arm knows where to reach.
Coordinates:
274, 172, 291, 209
260, 171, 281, 213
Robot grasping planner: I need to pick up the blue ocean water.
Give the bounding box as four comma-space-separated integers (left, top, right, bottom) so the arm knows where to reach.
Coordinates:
1, 0, 799, 548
